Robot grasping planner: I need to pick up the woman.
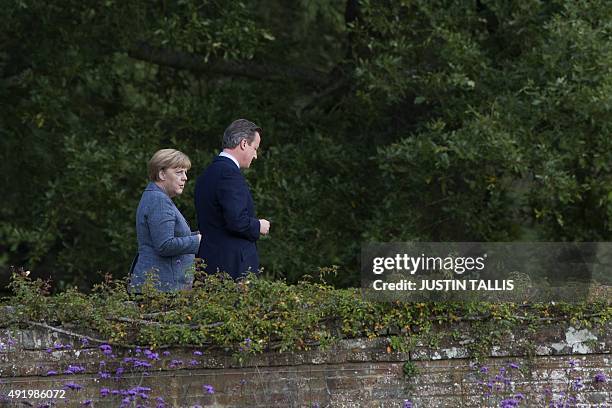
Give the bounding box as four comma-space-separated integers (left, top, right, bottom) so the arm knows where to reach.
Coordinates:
130, 149, 201, 292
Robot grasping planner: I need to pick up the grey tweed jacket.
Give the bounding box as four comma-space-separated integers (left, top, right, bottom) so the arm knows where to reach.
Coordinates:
130, 182, 199, 292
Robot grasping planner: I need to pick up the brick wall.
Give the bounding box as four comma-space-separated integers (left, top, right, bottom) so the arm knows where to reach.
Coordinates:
0, 322, 610, 407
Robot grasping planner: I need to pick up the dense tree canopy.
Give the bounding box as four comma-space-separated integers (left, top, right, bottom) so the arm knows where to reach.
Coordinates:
1, 0, 610, 290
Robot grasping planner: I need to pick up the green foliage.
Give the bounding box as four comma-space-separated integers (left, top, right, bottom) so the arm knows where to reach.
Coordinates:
367, 116, 524, 241
1, 0, 610, 288
3, 273, 609, 356
388, 335, 416, 353
402, 360, 419, 380
355, 0, 612, 243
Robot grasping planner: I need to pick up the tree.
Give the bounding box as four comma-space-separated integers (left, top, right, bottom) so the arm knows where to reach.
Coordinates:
1, 0, 610, 290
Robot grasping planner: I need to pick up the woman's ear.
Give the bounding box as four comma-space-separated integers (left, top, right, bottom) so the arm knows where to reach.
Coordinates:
158, 170, 166, 181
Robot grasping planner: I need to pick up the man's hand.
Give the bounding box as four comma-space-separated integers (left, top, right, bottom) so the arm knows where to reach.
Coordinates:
259, 219, 270, 235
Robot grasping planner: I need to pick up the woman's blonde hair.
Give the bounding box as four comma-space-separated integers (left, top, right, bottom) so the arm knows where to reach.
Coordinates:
148, 149, 192, 181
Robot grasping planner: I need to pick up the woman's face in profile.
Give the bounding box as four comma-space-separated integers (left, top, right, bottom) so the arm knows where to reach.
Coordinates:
160, 167, 188, 198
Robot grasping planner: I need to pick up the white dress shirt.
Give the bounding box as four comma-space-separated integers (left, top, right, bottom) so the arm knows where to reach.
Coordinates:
219, 151, 240, 169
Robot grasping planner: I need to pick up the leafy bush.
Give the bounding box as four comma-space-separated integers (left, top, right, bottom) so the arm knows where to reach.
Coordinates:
2, 272, 609, 354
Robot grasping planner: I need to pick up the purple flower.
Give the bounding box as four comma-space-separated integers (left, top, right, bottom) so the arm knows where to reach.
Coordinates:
135, 347, 142, 354
594, 372, 607, 383
169, 359, 184, 368
80, 338, 89, 347
509, 362, 519, 369
45, 348, 53, 353
403, 400, 413, 408
193, 350, 203, 356
115, 367, 125, 378
144, 349, 159, 360
162, 351, 171, 356
514, 393, 525, 400
134, 359, 152, 369
156, 397, 165, 403
63, 382, 82, 391
500, 398, 520, 408
203, 384, 214, 394
572, 377, 584, 390
238, 338, 253, 352
46, 370, 58, 376
99, 344, 112, 356
100, 388, 110, 397
480, 366, 489, 373
189, 359, 199, 366
98, 371, 111, 379
64, 365, 85, 375
568, 359, 577, 368
82, 400, 92, 406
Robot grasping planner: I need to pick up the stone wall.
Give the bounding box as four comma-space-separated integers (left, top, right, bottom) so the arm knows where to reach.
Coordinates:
0, 322, 610, 407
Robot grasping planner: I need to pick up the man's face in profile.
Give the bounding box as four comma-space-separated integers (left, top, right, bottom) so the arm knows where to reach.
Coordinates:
242, 131, 260, 168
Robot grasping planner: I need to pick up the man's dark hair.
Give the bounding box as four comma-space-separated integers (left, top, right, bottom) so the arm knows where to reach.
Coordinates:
222, 119, 262, 149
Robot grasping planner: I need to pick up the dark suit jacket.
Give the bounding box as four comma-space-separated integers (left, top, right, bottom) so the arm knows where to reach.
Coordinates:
194, 156, 260, 279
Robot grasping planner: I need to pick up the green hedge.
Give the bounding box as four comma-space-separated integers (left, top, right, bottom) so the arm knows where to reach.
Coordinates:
3, 272, 609, 358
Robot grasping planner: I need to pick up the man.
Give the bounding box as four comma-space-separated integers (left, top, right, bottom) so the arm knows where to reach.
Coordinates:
194, 119, 271, 279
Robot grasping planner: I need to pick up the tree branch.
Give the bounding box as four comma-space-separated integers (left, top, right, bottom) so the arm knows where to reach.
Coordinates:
112, 316, 224, 329
128, 41, 328, 86
26, 320, 117, 346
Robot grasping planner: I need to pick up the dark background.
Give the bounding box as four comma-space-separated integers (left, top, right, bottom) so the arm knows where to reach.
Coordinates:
1, 0, 610, 291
